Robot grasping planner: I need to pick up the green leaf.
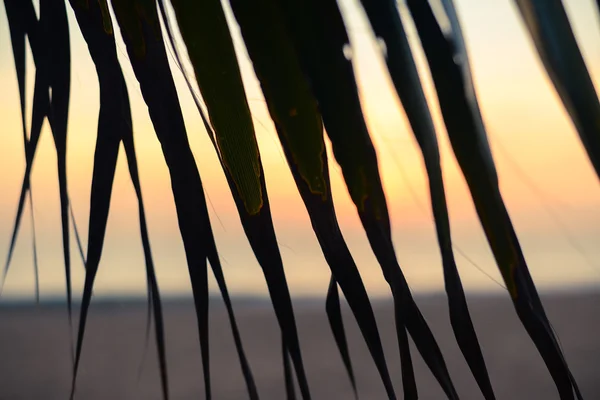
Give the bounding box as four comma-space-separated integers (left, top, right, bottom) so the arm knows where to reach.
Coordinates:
169, 0, 263, 216
406, 1, 582, 398
358, 0, 495, 398
161, 1, 315, 397
228, 0, 401, 396
110, 2, 264, 399
274, 0, 462, 398
155, 3, 261, 399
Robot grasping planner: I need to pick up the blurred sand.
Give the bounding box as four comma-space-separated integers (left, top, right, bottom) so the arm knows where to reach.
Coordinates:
0, 290, 598, 399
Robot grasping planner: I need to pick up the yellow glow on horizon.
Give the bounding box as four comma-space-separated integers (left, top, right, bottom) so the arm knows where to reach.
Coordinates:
0, 0, 599, 298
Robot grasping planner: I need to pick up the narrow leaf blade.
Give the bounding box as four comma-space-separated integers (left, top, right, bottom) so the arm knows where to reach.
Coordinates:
406, 1, 581, 398
359, 0, 495, 397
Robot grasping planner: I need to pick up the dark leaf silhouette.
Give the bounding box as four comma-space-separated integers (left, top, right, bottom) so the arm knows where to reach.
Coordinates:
406, 0, 582, 398
228, 0, 400, 397
325, 278, 356, 395
42, 0, 73, 347
160, 1, 316, 397
1, 0, 592, 399
3, 0, 40, 303
513, 0, 600, 181
2, 0, 74, 338
273, 0, 462, 398
67, 1, 168, 398
94, 1, 221, 399
359, 0, 495, 398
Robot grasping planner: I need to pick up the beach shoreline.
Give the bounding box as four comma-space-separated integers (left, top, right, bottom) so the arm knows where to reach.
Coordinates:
0, 290, 598, 399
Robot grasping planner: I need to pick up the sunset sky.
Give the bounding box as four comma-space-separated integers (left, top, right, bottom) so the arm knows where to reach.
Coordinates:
0, 0, 599, 300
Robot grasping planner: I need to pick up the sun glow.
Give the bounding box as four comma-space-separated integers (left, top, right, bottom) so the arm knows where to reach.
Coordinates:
0, 0, 599, 299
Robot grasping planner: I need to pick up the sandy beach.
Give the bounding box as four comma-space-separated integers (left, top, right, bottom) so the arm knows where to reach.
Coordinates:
0, 290, 597, 399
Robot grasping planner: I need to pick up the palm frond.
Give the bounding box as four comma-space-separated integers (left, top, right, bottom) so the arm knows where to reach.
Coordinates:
406, 0, 582, 398
358, 0, 494, 397
2, 0, 74, 346
228, 0, 399, 396
105, 1, 226, 399
161, 1, 313, 398
41, 0, 73, 352
2, 0, 41, 304
273, 1, 470, 398
513, 0, 600, 181
1, 0, 594, 399
67, 1, 168, 398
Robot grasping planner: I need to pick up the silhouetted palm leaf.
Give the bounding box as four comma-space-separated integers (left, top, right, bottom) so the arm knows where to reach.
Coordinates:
273, 1, 465, 398
108, 1, 223, 399
358, 0, 494, 398
2, 0, 74, 339
162, 2, 312, 398
3, 0, 40, 303
42, 0, 73, 346
513, 0, 600, 181
227, 0, 405, 397
406, 0, 582, 398
67, 1, 168, 398
2, 0, 594, 399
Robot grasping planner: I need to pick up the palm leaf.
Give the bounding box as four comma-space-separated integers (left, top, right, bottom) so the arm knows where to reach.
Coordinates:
282, 339, 297, 400
2, 0, 595, 398
42, 0, 73, 349
2, 0, 74, 337
68, 2, 210, 399
161, 1, 315, 397
66, 1, 168, 398
405, 0, 581, 398
227, 0, 403, 396
358, 0, 494, 398
1, 0, 40, 296
108, 1, 266, 399
2, 0, 41, 303
274, 0, 465, 398
108, 0, 211, 395
514, 0, 600, 181
324, 278, 356, 395
152, 2, 293, 398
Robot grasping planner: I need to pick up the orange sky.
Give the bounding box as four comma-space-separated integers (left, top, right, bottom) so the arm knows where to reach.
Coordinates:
0, 0, 599, 299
